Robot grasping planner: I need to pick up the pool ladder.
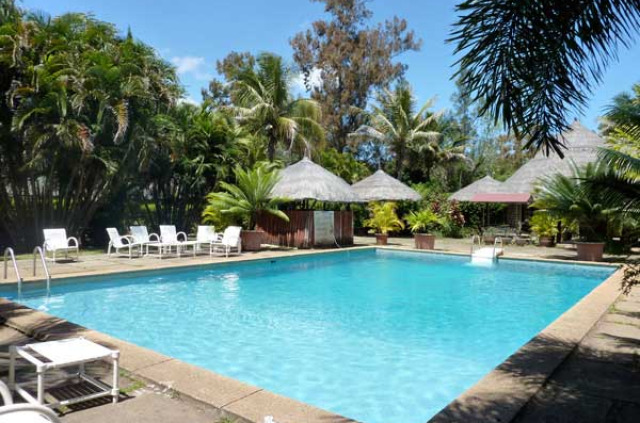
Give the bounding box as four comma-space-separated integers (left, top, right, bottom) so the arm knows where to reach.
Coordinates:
3, 247, 51, 295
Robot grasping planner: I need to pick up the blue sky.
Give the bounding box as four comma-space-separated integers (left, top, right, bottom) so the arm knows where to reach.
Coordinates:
21, 0, 640, 130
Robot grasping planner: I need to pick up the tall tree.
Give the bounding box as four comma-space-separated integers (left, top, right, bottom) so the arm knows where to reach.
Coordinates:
451, 0, 640, 157
291, 0, 421, 151
350, 82, 445, 180
226, 52, 323, 162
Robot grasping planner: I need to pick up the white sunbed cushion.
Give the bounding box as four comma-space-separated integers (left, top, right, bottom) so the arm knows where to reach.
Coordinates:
27, 338, 113, 365
0, 411, 53, 423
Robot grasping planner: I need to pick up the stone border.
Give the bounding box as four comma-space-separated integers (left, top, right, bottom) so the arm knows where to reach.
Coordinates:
0, 247, 624, 423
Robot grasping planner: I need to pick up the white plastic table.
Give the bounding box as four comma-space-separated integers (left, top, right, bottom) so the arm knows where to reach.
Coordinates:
8, 337, 119, 408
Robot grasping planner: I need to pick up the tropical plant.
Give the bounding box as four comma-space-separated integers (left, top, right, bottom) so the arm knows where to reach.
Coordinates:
0, 5, 181, 250
452, 0, 640, 157
227, 52, 324, 161
350, 82, 459, 179
363, 202, 404, 235
532, 163, 612, 242
202, 163, 289, 230
404, 209, 445, 234
529, 212, 559, 238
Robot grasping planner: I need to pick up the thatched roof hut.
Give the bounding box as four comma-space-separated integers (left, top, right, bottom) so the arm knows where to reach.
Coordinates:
270, 157, 359, 202
449, 175, 504, 202
351, 170, 422, 202
499, 120, 604, 194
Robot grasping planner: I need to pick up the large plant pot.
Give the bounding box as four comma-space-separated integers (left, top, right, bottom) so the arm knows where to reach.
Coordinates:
576, 242, 605, 262
414, 233, 435, 250
241, 230, 264, 251
375, 234, 388, 245
538, 236, 555, 247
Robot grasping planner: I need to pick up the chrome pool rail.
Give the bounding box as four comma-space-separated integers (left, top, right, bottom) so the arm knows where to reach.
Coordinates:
3, 248, 23, 288
470, 234, 482, 256
32, 246, 51, 291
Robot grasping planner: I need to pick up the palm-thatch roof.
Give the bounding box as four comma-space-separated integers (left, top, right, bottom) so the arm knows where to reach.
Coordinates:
449, 175, 504, 201
270, 157, 359, 202
351, 169, 422, 201
449, 120, 605, 202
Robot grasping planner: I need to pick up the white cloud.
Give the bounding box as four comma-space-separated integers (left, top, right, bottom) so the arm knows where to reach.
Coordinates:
293, 67, 323, 92
178, 96, 200, 106
170, 56, 212, 81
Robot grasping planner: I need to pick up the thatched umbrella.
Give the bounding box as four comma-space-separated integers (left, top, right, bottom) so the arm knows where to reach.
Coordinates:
449, 175, 504, 202
351, 169, 422, 202
270, 157, 359, 203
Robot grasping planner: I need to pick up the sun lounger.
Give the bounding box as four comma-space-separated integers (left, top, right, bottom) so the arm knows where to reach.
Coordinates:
129, 226, 160, 246
42, 229, 79, 262
106, 228, 143, 259
210, 226, 242, 257
0, 380, 61, 422
195, 225, 218, 254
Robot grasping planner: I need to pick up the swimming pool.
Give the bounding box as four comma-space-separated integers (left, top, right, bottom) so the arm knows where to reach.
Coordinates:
2, 249, 615, 423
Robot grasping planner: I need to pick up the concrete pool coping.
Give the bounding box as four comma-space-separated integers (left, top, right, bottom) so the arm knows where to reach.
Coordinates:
0, 247, 624, 423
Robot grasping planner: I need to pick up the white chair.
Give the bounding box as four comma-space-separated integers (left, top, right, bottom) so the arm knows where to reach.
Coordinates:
42, 229, 79, 262
0, 380, 61, 422
210, 226, 242, 257
129, 226, 160, 246
106, 228, 142, 259
195, 225, 218, 254
157, 225, 198, 258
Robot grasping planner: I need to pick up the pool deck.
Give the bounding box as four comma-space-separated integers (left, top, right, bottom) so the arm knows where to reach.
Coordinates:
0, 237, 638, 422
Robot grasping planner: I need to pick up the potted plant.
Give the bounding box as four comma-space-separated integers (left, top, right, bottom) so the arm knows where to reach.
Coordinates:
363, 202, 404, 245
529, 212, 559, 247
203, 163, 289, 251
404, 209, 445, 250
532, 163, 610, 261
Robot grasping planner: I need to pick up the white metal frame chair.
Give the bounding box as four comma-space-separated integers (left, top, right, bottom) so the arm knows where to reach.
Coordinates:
106, 228, 142, 259
0, 380, 61, 422
195, 225, 218, 254
210, 226, 242, 257
129, 226, 160, 247
42, 229, 79, 262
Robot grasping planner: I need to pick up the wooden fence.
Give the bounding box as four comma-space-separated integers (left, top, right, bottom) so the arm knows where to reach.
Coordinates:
257, 210, 353, 249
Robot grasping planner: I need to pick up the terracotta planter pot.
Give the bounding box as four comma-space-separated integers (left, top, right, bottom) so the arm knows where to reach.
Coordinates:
375, 234, 388, 245
538, 236, 555, 247
414, 233, 436, 250
241, 230, 264, 251
576, 242, 605, 262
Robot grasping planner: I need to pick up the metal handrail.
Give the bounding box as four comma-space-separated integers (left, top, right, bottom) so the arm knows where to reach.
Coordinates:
32, 246, 51, 292
470, 235, 482, 255
493, 237, 503, 259
3, 248, 23, 292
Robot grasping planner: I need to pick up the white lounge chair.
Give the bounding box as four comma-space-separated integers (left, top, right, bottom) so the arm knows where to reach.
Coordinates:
158, 225, 198, 258
106, 228, 142, 259
0, 380, 61, 422
129, 226, 160, 247
195, 225, 218, 254
42, 229, 79, 262
210, 226, 242, 257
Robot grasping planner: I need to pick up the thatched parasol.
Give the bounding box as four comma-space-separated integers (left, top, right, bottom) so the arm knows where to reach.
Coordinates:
351, 169, 422, 202
270, 157, 359, 202
449, 175, 504, 202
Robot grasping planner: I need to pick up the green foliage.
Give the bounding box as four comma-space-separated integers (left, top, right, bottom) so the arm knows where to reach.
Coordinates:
225, 52, 323, 161
363, 202, 405, 235
404, 209, 445, 234
452, 0, 640, 157
532, 163, 612, 242
314, 147, 371, 184
203, 163, 289, 230
529, 212, 559, 238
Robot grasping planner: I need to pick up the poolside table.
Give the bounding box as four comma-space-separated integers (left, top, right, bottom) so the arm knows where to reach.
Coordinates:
8, 337, 119, 408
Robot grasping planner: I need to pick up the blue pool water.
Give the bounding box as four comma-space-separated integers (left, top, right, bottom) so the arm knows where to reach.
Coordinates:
2, 249, 614, 423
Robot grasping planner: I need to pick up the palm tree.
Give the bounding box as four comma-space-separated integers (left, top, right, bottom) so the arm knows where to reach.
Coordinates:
451, 0, 640, 157
229, 53, 323, 162
203, 163, 289, 230
350, 82, 460, 180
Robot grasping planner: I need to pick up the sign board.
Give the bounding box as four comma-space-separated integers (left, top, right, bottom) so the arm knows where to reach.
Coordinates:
313, 211, 335, 246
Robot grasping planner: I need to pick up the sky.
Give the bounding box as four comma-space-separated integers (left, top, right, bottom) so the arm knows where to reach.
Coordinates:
21, 0, 640, 131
